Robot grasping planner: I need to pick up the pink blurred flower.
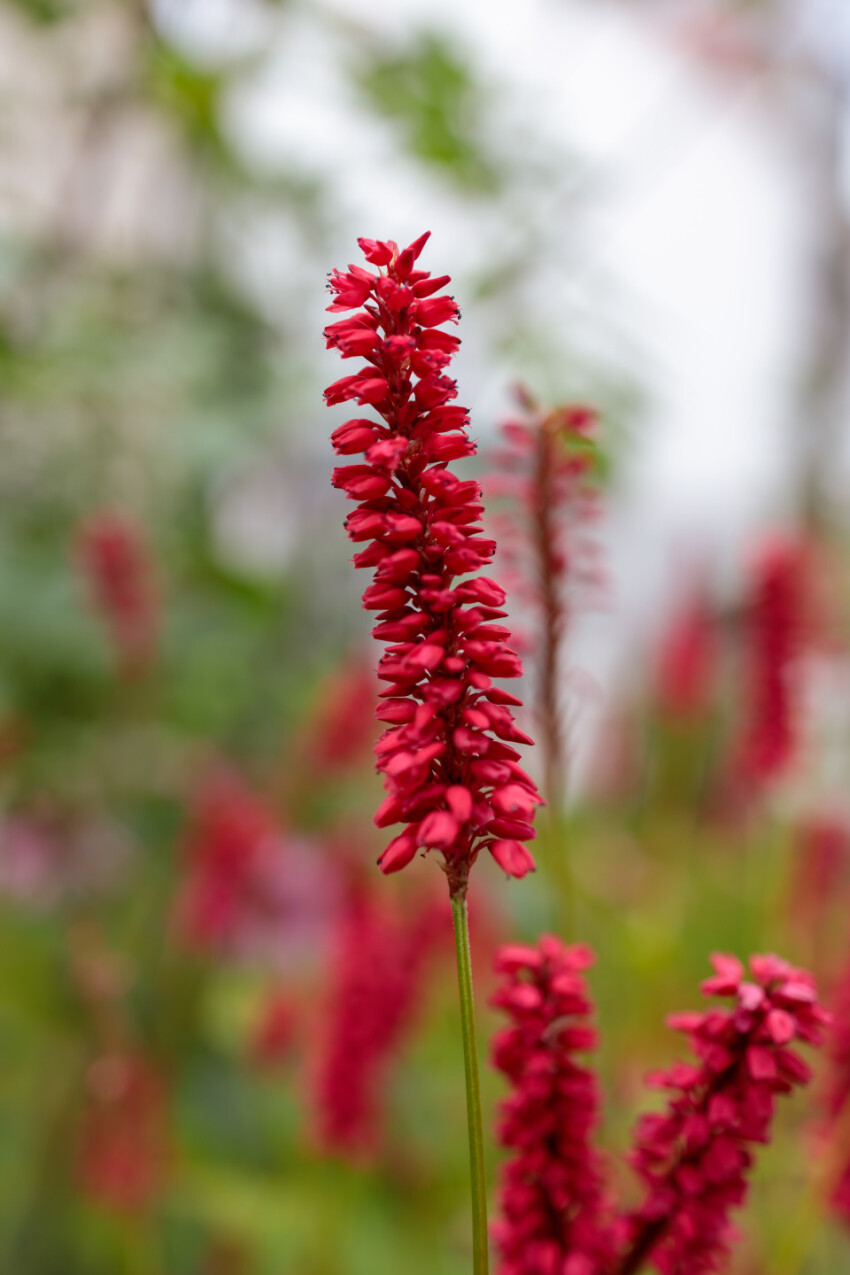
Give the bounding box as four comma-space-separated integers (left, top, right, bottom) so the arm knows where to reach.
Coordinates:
174, 767, 336, 969
0, 806, 129, 907
490, 935, 615, 1275
76, 512, 159, 678
325, 234, 541, 893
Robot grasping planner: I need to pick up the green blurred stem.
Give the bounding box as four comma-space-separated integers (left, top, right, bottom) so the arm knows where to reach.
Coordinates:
451, 889, 490, 1275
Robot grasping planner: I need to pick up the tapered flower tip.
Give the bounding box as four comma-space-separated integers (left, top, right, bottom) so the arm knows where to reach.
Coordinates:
406, 230, 431, 257
398, 230, 431, 270
489, 839, 536, 878
355, 232, 431, 273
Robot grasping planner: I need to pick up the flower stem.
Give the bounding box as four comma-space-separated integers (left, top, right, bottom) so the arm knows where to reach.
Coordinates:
451, 888, 490, 1275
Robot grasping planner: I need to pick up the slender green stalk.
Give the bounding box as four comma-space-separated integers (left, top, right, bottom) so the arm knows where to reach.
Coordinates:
451, 889, 490, 1275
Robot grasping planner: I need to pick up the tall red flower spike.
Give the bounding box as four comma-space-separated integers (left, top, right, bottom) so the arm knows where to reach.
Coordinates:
325, 234, 542, 894
314, 884, 447, 1157
620, 953, 828, 1275
76, 512, 159, 678
491, 936, 615, 1275
488, 391, 603, 811
736, 534, 806, 784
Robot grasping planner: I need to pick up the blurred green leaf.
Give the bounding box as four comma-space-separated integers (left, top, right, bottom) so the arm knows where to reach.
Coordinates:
357, 33, 500, 193
5, 0, 76, 23
147, 44, 228, 155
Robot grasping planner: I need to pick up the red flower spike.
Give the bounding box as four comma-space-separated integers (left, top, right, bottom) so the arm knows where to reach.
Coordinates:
486, 392, 604, 813
314, 885, 448, 1156
325, 236, 542, 896
76, 512, 159, 678
490, 935, 616, 1275
735, 533, 808, 785
619, 953, 828, 1275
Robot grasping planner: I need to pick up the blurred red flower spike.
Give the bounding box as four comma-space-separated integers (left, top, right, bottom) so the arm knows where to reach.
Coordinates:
490, 935, 615, 1273
622, 950, 826, 1274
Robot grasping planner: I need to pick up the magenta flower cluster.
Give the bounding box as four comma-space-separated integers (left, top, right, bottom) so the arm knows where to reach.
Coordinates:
491, 937, 615, 1275
622, 952, 828, 1274
492, 941, 828, 1275
325, 234, 542, 891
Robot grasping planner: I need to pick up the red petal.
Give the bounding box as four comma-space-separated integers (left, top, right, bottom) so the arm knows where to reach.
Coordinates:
488, 839, 536, 878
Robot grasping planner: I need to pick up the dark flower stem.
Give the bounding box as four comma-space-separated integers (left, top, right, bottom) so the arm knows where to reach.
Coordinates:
532, 412, 566, 820
451, 888, 489, 1275
616, 1218, 666, 1275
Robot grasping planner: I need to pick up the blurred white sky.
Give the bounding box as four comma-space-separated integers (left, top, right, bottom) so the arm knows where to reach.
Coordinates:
193, 0, 814, 555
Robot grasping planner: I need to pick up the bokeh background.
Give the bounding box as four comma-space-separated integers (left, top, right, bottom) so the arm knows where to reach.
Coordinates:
2, 0, 850, 1271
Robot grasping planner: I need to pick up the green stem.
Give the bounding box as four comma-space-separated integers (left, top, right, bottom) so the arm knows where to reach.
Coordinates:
451, 889, 490, 1275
